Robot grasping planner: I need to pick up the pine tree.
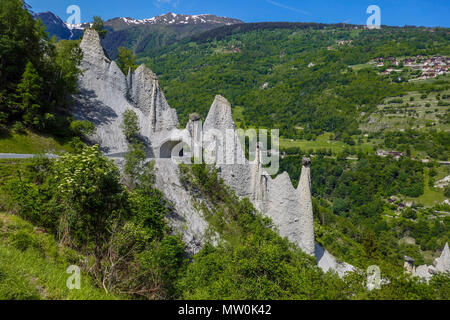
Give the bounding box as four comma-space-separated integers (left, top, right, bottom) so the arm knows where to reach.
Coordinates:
0, 0, 45, 90
15, 61, 43, 126
117, 47, 137, 76
121, 109, 140, 141
92, 16, 107, 39
362, 230, 379, 259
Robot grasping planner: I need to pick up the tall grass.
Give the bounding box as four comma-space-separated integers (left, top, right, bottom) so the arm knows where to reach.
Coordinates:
0, 214, 121, 300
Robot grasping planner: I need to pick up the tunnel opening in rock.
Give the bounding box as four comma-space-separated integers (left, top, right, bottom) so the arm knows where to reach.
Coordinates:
159, 140, 189, 158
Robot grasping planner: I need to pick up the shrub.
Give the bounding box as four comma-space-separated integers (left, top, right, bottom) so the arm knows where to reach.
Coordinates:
0, 263, 41, 300
445, 185, 450, 198
402, 208, 417, 220
10, 230, 38, 251
121, 110, 140, 142
11, 121, 26, 134
333, 198, 349, 216
69, 120, 96, 137
178, 163, 343, 300
5, 146, 186, 298
92, 16, 108, 39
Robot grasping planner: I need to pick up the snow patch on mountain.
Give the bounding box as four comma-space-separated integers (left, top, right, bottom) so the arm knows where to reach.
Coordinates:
66, 23, 91, 30
112, 13, 243, 26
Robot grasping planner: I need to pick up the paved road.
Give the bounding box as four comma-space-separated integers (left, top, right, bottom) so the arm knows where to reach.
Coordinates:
0, 153, 58, 159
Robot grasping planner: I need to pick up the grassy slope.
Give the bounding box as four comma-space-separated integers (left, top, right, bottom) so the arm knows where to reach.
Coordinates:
0, 159, 119, 300
279, 133, 376, 154
0, 214, 119, 300
402, 167, 447, 207
0, 158, 29, 183
0, 130, 72, 154
0, 159, 30, 209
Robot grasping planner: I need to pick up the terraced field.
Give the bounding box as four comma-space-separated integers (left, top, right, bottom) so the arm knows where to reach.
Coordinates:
360, 87, 450, 133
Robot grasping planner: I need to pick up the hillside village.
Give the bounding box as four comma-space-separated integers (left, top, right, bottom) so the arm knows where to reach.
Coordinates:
373, 55, 449, 79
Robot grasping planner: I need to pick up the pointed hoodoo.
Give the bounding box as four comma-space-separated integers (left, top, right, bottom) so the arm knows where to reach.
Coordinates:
413, 242, 450, 279
75, 28, 180, 154
203, 95, 243, 166
297, 157, 315, 256
436, 242, 450, 272
128, 64, 179, 133
80, 28, 108, 61
203, 95, 235, 132
75, 28, 132, 153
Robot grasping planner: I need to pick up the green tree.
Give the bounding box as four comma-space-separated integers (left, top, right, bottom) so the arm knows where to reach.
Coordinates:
53, 40, 83, 100
92, 16, 107, 39
124, 142, 146, 179
15, 62, 42, 127
333, 198, 349, 216
51, 146, 127, 250
70, 120, 96, 137
0, 1, 83, 132
117, 47, 138, 76
121, 109, 140, 141
0, 0, 45, 89
402, 208, 417, 220
362, 230, 379, 259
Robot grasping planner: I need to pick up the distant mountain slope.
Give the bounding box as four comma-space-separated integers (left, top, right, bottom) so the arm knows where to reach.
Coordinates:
34, 12, 243, 57
34, 12, 84, 40
102, 13, 243, 57
105, 13, 242, 30
101, 23, 232, 58
137, 23, 449, 139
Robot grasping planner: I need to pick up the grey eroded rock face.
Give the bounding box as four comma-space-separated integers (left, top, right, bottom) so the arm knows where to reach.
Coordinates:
203, 95, 236, 132
74, 29, 205, 254
414, 265, 433, 281
73, 28, 180, 155
436, 242, 450, 272
110, 157, 208, 254
127, 65, 179, 133
413, 242, 450, 280
314, 243, 355, 278
73, 29, 131, 153
202, 95, 315, 256
74, 29, 352, 272
297, 162, 315, 255
153, 159, 209, 253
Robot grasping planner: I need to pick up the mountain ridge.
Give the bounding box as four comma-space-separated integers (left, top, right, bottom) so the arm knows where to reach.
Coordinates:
105, 12, 243, 30
34, 11, 243, 39
34, 11, 244, 57
34, 11, 84, 40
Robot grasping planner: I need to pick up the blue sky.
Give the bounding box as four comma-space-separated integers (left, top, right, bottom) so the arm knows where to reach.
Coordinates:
27, 0, 450, 27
